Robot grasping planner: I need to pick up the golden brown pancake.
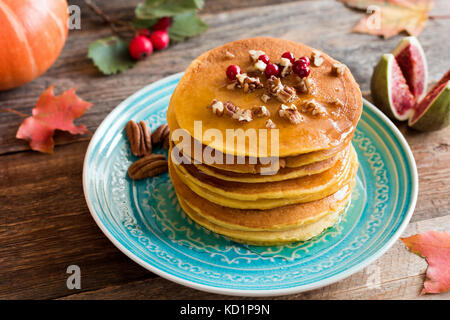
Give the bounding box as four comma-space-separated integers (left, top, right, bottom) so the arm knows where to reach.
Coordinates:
178, 197, 346, 245
165, 37, 362, 245
174, 145, 355, 201
167, 97, 352, 174
169, 37, 363, 157
193, 152, 340, 183
170, 162, 353, 232
170, 147, 358, 209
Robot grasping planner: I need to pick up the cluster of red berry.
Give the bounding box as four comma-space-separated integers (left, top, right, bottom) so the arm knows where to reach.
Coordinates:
226, 51, 311, 81
129, 17, 171, 60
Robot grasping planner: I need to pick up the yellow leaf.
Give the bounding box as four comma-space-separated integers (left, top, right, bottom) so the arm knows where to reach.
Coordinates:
340, 0, 434, 38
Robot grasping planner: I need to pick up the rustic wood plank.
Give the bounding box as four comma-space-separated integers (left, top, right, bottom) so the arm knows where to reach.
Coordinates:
0, 141, 152, 299
59, 215, 450, 300
0, 0, 449, 300
1, 0, 449, 154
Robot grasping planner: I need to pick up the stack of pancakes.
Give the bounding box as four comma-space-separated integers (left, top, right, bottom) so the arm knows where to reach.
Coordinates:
167, 38, 362, 245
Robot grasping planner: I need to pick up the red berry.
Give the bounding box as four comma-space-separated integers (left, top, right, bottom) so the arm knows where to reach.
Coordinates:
292, 60, 304, 75
129, 35, 153, 60
226, 65, 241, 80
152, 17, 172, 31
138, 28, 151, 37
150, 30, 170, 50
297, 65, 311, 78
281, 51, 295, 63
298, 56, 310, 66
258, 54, 270, 64
264, 63, 279, 77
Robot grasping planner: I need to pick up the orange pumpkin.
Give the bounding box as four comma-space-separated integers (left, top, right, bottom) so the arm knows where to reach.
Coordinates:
0, 0, 68, 91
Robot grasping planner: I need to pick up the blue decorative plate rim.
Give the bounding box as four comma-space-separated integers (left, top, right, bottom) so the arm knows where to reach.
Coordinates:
82, 72, 418, 297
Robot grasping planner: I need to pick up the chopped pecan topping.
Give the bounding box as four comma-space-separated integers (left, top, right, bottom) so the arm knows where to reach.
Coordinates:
279, 57, 292, 77
254, 60, 267, 72
207, 99, 224, 116
232, 109, 253, 123
277, 85, 296, 103
261, 93, 271, 103
330, 98, 344, 108
225, 51, 235, 59
295, 78, 308, 94
267, 75, 283, 95
126, 120, 152, 157
295, 77, 315, 94
236, 73, 263, 93
127, 154, 168, 180
302, 99, 327, 116
249, 49, 265, 61
265, 119, 276, 128
267, 75, 296, 103
252, 105, 270, 118
151, 124, 170, 149
224, 101, 239, 117
279, 104, 303, 124
332, 63, 345, 76
311, 50, 324, 67
226, 81, 237, 90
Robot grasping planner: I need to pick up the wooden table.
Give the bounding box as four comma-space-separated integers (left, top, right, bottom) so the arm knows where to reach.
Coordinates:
1, 0, 449, 300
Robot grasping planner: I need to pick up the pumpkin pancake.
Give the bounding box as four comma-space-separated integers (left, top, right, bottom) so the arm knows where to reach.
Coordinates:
167, 102, 352, 174
178, 197, 346, 245
170, 147, 358, 209
173, 145, 356, 201
169, 37, 362, 158
170, 162, 353, 232
193, 152, 341, 183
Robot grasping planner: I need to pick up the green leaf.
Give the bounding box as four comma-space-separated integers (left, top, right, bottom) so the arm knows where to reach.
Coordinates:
136, 0, 204, 19
88, 36, 136, 75
169, 10, 208, 42
133, 17, 159, 29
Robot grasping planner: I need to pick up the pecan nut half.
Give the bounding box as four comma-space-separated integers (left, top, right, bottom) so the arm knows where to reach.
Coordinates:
207, 99, 224, 117
126, 120, 152, 157
267, 76, 296, 103
151, 124, 170, 148
277, 85, 296, 103
127, 154, 168, 180
252, 105, 270, 118
279, 104, 303, 124
303, 99, 327, 116
236, 73, 263, 93
224, 101, 239, 117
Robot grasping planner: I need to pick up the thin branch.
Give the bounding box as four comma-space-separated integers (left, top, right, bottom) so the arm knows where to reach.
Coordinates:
0, 107, 28, 117
84, 0, 136, 34
429, 15, 450, 20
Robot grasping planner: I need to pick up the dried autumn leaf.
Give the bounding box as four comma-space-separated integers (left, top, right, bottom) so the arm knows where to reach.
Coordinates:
340, 0, 434, 39
16, 85, 93, 154
401, 231, 450, 294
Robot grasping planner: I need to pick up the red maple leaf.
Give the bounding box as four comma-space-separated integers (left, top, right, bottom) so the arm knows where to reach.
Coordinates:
401, 231, 450, 294
16, 85, 93, 154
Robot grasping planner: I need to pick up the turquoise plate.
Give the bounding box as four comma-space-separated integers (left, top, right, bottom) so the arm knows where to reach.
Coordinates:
83, 73, 418, 296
